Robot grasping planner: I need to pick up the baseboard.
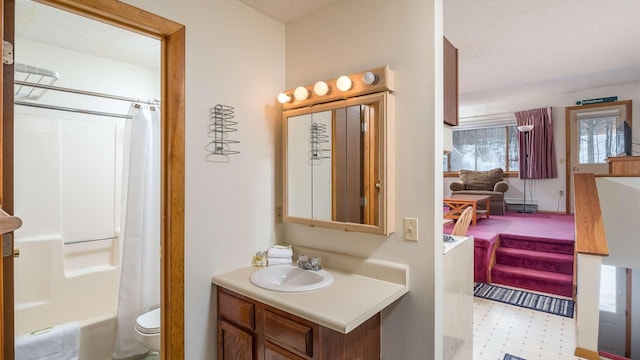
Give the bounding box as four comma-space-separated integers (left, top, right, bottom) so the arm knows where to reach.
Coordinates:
575, 347, 600, 360
506, 202, 538, 212
536, 210, 569, 215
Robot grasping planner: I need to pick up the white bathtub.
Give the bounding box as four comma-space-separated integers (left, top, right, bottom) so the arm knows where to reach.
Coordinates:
14, 236, 120, 360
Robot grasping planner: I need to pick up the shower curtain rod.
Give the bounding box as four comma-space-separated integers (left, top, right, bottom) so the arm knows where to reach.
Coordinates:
15, 100, 133, 119
14, 80, 160, 105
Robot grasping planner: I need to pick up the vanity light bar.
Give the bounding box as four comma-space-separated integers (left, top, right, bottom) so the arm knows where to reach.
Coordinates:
278, 65, 395, 110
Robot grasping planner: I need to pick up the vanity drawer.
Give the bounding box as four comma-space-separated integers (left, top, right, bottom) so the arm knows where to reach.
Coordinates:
218, 290, 255, 330
263, 310, 313, 357
264, 341, 306, 360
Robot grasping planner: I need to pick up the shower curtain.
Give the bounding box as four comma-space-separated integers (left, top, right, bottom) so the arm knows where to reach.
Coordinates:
113, 103, 161, 358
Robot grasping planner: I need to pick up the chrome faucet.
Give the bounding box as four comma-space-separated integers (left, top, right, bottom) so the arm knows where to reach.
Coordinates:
297, 255, 322, 271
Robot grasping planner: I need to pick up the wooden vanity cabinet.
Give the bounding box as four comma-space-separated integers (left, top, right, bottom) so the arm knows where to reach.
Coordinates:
217, 287, 380, 360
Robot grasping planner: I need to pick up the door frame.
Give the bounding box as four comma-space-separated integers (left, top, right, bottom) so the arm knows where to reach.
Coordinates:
1, 0, 185, 358
1, 0, 15, 357
564, 100, 632, 212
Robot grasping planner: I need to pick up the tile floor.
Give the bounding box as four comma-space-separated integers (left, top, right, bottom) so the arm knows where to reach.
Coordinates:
473, 297, 588, 360
141, 351, 159, 360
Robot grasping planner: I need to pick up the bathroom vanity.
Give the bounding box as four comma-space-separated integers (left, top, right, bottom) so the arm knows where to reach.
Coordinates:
217, 287, 380, 359
212, 246, 409, 360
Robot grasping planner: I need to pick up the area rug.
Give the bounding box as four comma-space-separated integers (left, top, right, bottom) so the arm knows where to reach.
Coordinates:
504, 354, 526, 360
474, 282, 575, 318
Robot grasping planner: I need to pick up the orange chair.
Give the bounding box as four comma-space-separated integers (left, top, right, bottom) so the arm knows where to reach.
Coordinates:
451, 206, 474, 236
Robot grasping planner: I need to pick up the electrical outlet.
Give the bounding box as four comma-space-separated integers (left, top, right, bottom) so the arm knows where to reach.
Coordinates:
404, 217, 418, 241
275, 206, 283, 223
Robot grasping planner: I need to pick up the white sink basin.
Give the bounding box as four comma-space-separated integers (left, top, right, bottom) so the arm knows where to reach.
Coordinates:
249, 265, 334, 292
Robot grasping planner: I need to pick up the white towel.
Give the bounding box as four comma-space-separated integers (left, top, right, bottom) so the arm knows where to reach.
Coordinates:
268, 257, 293, 265
267, 247, 293, 259
15, 321, 80, 360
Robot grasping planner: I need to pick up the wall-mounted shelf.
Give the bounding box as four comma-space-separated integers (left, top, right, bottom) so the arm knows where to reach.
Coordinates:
206, 104, 239, 161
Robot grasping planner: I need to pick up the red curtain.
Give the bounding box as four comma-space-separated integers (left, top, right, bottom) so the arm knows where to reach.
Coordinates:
515, 107, 557, 179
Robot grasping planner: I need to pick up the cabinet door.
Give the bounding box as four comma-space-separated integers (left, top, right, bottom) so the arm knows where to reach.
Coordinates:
218, 319, 254, 360
443, 36, 459, 126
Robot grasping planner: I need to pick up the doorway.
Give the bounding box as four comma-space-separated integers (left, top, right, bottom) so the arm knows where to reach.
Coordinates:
14, 1, 161, 357
1, 0, 185, 359
564, 100, 632, 212
599, 265, 631, 358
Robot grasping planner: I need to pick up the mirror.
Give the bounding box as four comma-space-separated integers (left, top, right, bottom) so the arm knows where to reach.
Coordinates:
283, 92, 394, 235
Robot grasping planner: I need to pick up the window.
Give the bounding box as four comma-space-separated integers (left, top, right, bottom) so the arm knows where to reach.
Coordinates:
599, 264, 617, 313
577, 115, 626, 164
447, 125, 519, 172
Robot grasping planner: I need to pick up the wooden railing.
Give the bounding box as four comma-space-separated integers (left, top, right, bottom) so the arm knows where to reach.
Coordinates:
573, 173, 608, 256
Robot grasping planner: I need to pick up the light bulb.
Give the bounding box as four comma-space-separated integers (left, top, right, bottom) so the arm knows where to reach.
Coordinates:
277, 92, 291, 104
517, 125, 534, 133
336, 75, 353, 92
294, 86, 310, 101
362, 71, 378, 85
313, 81, 330, 96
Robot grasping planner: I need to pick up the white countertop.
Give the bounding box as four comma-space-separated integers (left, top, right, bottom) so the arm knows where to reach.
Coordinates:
443, 234, 473, 254
212, 250, 409, 334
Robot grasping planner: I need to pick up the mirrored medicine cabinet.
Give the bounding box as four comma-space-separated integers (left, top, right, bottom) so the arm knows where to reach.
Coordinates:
283, 90, 395, 235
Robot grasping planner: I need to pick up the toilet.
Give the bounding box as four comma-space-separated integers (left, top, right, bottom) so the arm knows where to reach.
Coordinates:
134, 308, 161, 352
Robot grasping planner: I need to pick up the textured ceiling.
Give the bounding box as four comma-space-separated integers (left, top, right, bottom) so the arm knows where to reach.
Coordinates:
17, 0, 640, 106
237, 0, 338, 24
444, 0, 640, 105
16, 0, 160, 70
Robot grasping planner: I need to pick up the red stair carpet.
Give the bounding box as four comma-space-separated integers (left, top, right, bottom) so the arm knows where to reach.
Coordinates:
599, 351, 632, 360
444, 211, 575, 297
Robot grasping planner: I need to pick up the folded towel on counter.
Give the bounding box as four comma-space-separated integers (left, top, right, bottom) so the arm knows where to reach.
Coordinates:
268, 257, 293, 265
272, 243, 291, 249
15, 321, 80, 360
267, 247, 293, 259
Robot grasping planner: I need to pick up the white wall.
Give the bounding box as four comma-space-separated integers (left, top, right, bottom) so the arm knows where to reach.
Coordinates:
119, 0, 285, 358
285, 1, 444, 358
596, 177, 640, 269
445, 81, 640, 212
576, 254, 602, 354
16, 38, 159, 115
